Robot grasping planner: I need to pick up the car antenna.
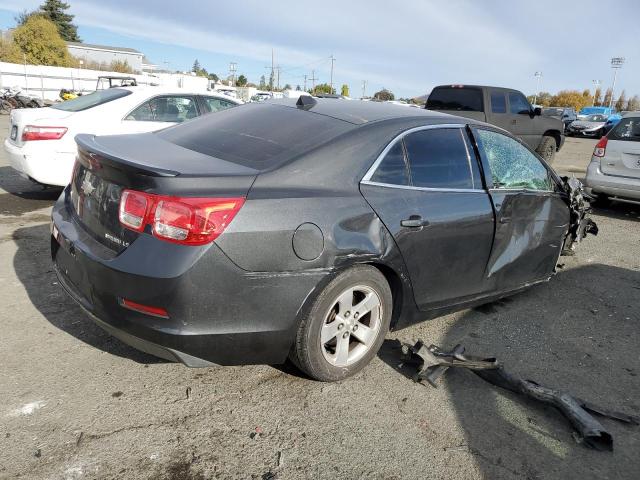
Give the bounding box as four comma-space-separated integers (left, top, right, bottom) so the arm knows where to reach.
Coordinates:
296, 95, 317, 110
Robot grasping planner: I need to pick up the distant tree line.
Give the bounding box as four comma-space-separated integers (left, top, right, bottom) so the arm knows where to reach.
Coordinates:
527, 88, 639, 112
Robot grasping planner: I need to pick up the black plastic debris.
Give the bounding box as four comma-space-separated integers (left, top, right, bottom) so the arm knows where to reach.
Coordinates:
404, 342, 639, 451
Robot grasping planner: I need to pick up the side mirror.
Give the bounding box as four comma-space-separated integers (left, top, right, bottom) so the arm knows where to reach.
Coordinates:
533, 107, 542, 116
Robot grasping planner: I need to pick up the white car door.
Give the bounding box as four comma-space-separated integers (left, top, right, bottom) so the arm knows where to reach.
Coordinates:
120, 95, 200, 134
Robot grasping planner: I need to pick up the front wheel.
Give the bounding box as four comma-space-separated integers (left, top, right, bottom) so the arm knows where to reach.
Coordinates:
536, 135, 557, 164
290, 265, 392, 382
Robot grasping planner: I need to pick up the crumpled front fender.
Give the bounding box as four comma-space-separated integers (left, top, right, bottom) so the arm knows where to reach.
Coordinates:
561, 177, 598, 256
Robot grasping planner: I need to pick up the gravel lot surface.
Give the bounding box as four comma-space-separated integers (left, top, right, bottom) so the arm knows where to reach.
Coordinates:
0, 117, 638, 480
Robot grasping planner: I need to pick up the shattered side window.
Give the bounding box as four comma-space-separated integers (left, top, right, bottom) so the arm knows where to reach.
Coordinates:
475, 129, 552, 191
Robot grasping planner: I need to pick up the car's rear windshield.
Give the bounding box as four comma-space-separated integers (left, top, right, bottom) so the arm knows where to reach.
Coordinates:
157, 103, 353, 169
609, 117, 640, 142
426, 87, 483, 112
51, 88, 132, 112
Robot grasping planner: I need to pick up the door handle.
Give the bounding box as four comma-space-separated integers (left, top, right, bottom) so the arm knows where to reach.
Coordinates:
511, 119, 517, 125
401, 215, 429, 228
499, 216, 511, 224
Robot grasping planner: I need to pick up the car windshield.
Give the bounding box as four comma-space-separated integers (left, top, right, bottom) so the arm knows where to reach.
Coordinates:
609, 117, 640, 141
51, 88, 132, 112
586, 114, 607, 122
544, 108, 564, 116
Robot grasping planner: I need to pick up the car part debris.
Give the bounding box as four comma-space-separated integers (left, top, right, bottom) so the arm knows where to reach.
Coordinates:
404, 342, 638, 451
561, 176, 599, 256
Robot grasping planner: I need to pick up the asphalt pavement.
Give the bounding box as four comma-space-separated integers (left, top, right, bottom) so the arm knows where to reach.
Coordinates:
1, 116, 638, 480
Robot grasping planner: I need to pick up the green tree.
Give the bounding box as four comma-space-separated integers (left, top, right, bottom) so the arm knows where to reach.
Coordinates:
341, 84, 349, 97
0, 36, 23, 63
192, 59, 201, 73
38, 0, 80, 42
12, 15, 74, 66
614, 90, 626, 112
283, 83, 292, 90
236, 74, 248, 87
208, 72, 219, 82
550, 90, 590, 112
373, 89, 394, 101
313, 83, 335, 95
295, 85, 301, 91
259, 75, 266, 89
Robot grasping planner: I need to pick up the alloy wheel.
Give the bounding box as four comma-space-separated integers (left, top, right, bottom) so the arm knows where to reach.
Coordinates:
320, 284, 383, 367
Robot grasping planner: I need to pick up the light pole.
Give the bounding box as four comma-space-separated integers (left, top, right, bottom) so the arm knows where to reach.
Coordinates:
609, 57, 625, 109
591, 79, 601, 106
533, 71, 542, 105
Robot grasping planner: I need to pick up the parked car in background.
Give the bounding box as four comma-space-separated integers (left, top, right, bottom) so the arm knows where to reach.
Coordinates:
542, 107, 577, 132
603, 113, 625, 135
586, 112, 640, 205
4, 87, 242, 187
426, 85, 564, 163
578, 106, 616, 119
566, 114, 608, 137
50, 99, 595, 382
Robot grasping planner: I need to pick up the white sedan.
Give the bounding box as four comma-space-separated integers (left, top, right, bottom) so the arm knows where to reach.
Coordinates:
5, 87, 242, 187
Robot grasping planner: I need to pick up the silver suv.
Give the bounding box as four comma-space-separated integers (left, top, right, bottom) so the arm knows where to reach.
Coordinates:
585, 112, 640, 204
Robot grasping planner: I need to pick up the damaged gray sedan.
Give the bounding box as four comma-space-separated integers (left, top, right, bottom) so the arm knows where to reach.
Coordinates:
51, 99, 597, 382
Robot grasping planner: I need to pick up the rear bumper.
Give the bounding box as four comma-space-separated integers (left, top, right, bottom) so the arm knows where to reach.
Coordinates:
3, 138, 75, 186
585, 159, 640, 201
51, 189, 327, 366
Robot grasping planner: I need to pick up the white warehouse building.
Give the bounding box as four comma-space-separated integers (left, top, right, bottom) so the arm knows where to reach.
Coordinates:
66, 41, 144, 72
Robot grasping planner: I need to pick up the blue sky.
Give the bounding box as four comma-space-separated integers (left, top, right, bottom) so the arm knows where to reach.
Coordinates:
1, 0, 638, 99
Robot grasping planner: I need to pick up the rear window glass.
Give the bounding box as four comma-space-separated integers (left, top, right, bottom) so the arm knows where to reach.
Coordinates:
426, 88, 483, 112
51, 88, 132, 112
609, 117, 640, 142
157, 103, 352, 169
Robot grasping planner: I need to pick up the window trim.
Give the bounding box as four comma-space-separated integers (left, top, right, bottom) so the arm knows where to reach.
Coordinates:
122, 94, 200, 122
361, 123, 483, 193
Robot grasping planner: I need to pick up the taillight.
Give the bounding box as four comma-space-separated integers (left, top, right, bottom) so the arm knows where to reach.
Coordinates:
22, 125, 67, 141
593, 136, 608, 157
118, 189, 244, 246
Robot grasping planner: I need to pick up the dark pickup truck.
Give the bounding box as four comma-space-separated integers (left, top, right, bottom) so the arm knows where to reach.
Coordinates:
426, 85, 564, 163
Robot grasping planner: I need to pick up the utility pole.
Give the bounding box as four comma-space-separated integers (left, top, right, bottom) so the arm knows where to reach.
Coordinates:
329, 55, 336, 93
304, 74, 307, 92
310, 70, 318, 93
270, 49, 274, 92
592, 79, 601, 106
229, 62, 237, 87
361, 80, 367, 99
533, 71, 542, 105
276, 66, 281, 90
609, 57, 625, 109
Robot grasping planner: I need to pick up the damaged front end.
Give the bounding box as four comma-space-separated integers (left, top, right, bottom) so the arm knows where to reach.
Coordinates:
561, 177, 598, 256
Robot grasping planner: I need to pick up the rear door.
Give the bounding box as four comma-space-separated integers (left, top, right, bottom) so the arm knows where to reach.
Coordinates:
471, 127, 569, 289
360, 124, 495, 310
122, 95, 200, 133
600, 116, 640, 179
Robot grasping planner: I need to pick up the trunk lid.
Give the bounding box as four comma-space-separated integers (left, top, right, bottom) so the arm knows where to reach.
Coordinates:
600, 117, 640, 179
69, 133, 258, 253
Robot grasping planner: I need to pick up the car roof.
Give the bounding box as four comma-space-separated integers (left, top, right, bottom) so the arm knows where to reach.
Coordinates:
268, 98, 453, 125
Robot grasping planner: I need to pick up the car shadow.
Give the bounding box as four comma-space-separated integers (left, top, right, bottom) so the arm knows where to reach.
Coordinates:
0, 166, 62, 216
591, 200, 640, 223
12, 223, 164, 364
378, 264, 640, 479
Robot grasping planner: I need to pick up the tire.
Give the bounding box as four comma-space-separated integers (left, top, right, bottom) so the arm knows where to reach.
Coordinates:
290, 265, 392, 382
536, 135, 557, 164
0, 99, 12, 114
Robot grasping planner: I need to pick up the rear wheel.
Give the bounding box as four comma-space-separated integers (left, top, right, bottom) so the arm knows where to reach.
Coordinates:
536, 135, 557, 164
290, 265, 392, 382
